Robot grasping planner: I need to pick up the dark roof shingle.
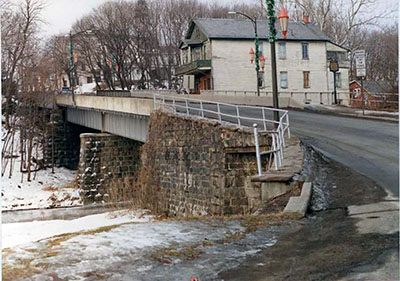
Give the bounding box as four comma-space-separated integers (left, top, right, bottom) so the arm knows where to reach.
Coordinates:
190, 18, 331, 41
363, 80, 394, 94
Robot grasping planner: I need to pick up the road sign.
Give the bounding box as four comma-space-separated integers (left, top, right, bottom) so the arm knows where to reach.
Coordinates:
354, 50, 366, 77
356, 68, 366, 77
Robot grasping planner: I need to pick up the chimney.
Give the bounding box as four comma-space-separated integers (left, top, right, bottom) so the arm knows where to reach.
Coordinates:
303, 14, 310, 24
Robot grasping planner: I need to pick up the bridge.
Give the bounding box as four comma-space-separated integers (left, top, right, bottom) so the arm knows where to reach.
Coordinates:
54, 92, 305, 216
56, 92, 291, 172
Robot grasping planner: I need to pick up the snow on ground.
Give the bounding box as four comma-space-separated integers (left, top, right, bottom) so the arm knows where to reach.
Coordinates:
1, 128, 81, 211
1, 164, 80, 211
2, 210, 151, 248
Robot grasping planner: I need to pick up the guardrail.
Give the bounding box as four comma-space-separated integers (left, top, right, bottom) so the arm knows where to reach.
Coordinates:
153, 94, 290, 174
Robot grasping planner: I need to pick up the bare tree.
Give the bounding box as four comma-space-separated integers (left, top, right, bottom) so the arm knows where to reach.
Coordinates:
2, 0, 44, 128
1, 0, 48, 181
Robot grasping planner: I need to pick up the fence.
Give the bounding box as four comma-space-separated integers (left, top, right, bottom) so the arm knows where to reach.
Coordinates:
153, 94, 290, 174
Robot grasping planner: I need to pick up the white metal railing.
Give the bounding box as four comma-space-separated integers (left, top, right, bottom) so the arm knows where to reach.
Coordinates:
153, 94, 290, 175
201, 90, 351, 106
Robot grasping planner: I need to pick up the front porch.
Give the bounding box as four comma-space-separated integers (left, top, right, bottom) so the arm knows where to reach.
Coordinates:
175, 60, 212, 94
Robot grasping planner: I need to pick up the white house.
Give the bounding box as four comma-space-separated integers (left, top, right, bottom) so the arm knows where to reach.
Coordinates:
176, 18, 350, 105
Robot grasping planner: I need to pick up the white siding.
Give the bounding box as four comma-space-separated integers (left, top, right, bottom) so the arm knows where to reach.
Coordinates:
211, 39, 349, 94
212, 40, 258, 91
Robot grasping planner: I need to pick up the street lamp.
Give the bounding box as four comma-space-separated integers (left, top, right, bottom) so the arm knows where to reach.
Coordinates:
266, 1, 290, 125
229, 11, 261, 97
329, 59, 339, 104
260, 54, 266, 71
68, 29, 96, 89
278, 7, 289, 39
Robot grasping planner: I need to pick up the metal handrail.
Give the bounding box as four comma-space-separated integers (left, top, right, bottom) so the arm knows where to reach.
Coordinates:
153, 94, 290, 174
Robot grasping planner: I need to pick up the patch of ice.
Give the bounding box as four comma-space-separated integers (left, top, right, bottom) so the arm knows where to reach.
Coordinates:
2, 210, 151, 248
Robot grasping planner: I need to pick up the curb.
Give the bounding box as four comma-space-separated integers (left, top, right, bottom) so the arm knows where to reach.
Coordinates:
289, 107, 398, 123
284, 182, 312, 218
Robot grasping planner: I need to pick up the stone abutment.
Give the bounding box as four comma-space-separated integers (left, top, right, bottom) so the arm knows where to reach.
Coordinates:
77, 133, 142, 203
137, 111, 271, 217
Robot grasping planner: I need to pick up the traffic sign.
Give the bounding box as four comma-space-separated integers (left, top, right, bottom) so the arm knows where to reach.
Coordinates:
354, 50, 366, 77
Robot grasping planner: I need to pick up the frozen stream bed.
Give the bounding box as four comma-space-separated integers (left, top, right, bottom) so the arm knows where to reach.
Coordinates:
3, 211, 297, 281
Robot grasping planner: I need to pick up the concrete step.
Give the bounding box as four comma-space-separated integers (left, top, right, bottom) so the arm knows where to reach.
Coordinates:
283, 182, 312, 218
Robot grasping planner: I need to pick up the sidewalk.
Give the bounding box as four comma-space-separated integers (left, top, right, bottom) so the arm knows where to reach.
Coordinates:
302, 104, 399, 122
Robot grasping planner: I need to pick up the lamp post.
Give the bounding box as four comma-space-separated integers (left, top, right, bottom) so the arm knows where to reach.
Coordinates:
68, 29, 95, 89
266, 0, 289, 125
229, 11, 261, 97
329, 59, 339, 104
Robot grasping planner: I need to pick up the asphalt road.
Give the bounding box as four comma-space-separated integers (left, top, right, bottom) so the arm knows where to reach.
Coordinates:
175, 101, 399, 196
288, 110, 399, 196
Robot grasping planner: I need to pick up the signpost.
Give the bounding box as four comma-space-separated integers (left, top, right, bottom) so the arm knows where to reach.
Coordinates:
354, 50, 366, 115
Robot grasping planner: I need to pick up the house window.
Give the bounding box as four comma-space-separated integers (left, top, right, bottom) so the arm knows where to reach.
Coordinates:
303, 71, 310, 88
335, 73, 341, 88
278, 42, 286, 59
280, 72, 288, 88
302, 43, 309, 59
87, 76, 93, 83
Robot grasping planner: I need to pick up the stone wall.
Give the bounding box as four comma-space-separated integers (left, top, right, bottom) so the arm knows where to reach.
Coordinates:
138, 111, 270, 217
77, 133, 142, 203
43, 110, 96, 170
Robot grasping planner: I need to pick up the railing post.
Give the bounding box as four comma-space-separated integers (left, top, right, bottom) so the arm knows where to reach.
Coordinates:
153, 94, 156, 110
280, 124, 286, 147
236, 106, 241, 127
262, 108, 267, 131
200, 100, 204, 118
286, 114, 291, 138
278, 128, 284, 159
272, 133, 279, 170
253, 124, 262, 176
185, 99, 189, 116
173, 97, 176, 114
162, 95, 165, 111
217, 103, 222, 122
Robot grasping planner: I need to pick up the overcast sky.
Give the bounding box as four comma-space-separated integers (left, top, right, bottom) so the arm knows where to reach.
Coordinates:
35, 0, 398, 38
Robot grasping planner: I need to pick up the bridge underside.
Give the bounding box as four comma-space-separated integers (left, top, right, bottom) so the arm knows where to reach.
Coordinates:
64, 107, 148, 143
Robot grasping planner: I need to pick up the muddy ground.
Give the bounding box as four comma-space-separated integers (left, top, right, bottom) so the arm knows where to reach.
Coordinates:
219, 147, 398, 281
